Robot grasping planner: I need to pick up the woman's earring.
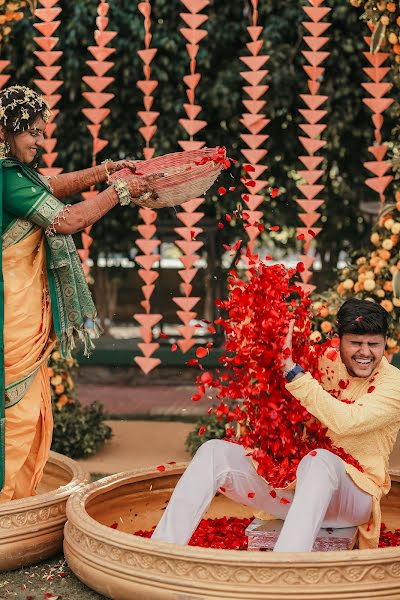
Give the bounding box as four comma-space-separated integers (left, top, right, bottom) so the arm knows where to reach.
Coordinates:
0, 141, 10, 159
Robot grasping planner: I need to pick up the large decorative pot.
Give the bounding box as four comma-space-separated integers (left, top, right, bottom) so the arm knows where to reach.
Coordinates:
0, 451, 87, 571
64, 463, 400, 600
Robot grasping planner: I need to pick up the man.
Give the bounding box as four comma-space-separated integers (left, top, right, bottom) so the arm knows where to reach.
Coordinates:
152, 299, 400, 551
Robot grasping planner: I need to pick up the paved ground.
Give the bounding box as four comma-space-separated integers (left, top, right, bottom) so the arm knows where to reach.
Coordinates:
78, 383, 212, 417
77, 420, 193, 475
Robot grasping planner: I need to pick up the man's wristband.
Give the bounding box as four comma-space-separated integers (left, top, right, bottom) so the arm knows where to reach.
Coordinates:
285, 363, 305, 382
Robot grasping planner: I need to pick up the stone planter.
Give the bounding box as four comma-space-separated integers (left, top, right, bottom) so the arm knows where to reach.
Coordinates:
64, 463, 400, 600
0, 451, 88, 571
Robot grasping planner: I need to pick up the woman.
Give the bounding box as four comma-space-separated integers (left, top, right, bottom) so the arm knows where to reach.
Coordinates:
0, 85, 156, 501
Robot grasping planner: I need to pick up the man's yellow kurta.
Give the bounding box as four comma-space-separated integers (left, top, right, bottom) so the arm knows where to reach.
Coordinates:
285, 353, 400, 549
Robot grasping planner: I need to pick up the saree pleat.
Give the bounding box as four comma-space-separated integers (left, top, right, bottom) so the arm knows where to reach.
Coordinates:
0, 228, 55, 502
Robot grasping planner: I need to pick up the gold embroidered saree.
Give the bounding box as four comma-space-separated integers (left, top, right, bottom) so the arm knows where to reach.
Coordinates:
0, 158, 100, 499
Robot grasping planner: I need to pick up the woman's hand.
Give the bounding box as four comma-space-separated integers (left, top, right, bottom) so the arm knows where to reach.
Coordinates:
108, 159, 137, 176
125, 173, 161, 200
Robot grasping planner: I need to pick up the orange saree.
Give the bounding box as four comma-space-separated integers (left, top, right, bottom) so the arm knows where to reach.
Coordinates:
0, 227, 56, 501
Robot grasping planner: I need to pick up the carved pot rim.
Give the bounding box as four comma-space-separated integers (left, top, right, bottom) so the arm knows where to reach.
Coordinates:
0, 451, 88, 516
66, 462, 400, 566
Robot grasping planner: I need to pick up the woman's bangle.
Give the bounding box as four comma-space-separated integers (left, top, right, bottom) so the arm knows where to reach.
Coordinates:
102, 159, 113, 184
112, 178, 132, 206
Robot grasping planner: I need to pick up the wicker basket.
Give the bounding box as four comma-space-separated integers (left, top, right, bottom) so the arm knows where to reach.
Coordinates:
110, 147, 226, 209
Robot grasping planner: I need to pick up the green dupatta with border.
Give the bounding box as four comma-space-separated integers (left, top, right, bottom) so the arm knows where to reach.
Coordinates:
0, 158, 101, 490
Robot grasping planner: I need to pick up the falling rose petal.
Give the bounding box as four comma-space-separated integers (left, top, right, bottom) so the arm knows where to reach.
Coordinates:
110, 522, 118, 529
208, 325, 216, 334
309, 450, 317, 456
218, 223, 224, 229
247, 491, 255, 498
331, 336, 340, 348
226, 214, 232, 222
269, 226, 279, 231
196, 346, 209, 359
296, 233, 305, 240
186, 358, 199, 367
269, 490, 277, 498
156, 465, 166, 472
198, 426, 207, 436
257, 224, 264, 232
280, 497, 291, 505
229, 186, 236, 191
207, 407, 213, 414
270, 187, 279, 198
192, 394, 202, 401
296, 262, 305, 273
171, 344, 178, 352
218, 187, 227, 196
368, 386, 375, 393
219, 487, 226, 492
224, 159, 231, 169
326, 348, 338, 361
201, 371, 213, 385
159, 332, 167, 339
308, 229, 316, 237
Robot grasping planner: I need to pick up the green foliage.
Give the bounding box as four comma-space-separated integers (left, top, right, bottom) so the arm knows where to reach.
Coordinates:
49, 350, 112, 459
52, 401, 112, 459
1, 0, 399, 288
185, 410, 227, 457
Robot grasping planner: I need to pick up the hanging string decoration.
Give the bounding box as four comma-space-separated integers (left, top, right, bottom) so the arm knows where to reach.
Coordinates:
80, 0, 116, 276
173, 0, 209, 353
296, 0, 331, 294
134, 0, 162, 375
239, 0, 270, 255
362, 26, 394, 205
33, 0, 63, 178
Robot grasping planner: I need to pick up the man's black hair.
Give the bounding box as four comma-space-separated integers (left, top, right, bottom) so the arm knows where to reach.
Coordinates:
336, 298, 390, 338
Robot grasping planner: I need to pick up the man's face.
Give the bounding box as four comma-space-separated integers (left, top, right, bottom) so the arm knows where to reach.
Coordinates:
339, 333, 386, 378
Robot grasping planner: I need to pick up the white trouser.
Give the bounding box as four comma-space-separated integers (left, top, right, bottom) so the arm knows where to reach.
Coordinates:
152, 440, 372, 552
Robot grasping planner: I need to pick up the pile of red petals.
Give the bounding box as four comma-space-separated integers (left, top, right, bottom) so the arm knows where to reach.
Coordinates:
194, 256, 363, 489
378, 523, 400, 547
135, 517, 253, 550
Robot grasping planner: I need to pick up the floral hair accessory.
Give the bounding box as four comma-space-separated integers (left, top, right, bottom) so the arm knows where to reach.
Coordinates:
0, 85, 52, 132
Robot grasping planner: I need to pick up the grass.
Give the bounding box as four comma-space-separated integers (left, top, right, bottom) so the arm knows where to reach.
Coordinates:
0, 555, 104, 600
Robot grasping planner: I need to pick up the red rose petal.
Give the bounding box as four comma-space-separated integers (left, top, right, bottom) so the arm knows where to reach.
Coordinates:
270, 187, 279, 198
156, 465, 166, 472
309, 450, 317, 456
247, 491, 255, 498
196, 347, 208, 359
269, 225, 279, 231
198, 426, 206, 436
368, 386, 375, 393
218, 223, 224, 229
171, 343, 178, 352
218, 186, 227, 196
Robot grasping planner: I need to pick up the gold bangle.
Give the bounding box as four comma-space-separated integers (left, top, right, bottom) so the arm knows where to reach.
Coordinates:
102, 159, 113, 184
112, 178, 132, 206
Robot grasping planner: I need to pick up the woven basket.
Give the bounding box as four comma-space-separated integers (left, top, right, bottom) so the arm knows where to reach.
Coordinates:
109, 147, 226, 209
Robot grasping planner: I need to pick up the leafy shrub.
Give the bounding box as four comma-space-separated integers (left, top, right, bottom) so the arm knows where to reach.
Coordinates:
49, 350, 112, 459
185, 411, 228, 457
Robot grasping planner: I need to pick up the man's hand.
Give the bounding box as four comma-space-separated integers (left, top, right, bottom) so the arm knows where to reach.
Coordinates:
282, 319, 296, 375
